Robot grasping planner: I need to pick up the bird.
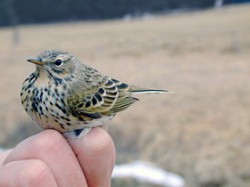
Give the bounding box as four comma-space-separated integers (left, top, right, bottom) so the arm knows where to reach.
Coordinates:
21, 50, 169, 138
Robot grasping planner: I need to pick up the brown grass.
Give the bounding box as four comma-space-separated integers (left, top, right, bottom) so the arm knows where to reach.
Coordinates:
0, 4, 250, 187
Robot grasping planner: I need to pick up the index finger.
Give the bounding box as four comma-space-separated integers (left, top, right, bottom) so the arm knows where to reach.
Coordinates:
4, 130, 87, 187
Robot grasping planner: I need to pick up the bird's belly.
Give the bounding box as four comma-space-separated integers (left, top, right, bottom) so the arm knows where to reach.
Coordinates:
24, 90, 114, 133
33, 110, 114, 133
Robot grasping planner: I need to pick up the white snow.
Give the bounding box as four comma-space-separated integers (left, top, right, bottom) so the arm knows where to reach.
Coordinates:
112, 160, 185, 187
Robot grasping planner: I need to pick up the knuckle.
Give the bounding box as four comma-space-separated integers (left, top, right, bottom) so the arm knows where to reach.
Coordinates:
20, 160, 53, 186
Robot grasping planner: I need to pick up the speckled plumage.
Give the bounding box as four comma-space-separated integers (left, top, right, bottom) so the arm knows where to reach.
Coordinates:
21, 50, 168, 137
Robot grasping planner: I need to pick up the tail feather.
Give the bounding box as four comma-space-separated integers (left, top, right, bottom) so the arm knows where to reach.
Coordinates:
129, 86, 172, 95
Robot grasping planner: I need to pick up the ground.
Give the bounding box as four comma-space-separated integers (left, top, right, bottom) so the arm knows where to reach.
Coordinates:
0, 4, 250, 187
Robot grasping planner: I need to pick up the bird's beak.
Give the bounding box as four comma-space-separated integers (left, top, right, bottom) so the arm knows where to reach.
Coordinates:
27, 58, 44, 66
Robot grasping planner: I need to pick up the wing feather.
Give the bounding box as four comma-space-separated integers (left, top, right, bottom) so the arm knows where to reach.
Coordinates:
67, 77, 143, 119
67, 77, 118, 116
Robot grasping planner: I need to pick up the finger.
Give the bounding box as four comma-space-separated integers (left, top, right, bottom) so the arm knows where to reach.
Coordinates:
0, 159, 57, 187
4, 130, 87, 187
69, 127, 116, 187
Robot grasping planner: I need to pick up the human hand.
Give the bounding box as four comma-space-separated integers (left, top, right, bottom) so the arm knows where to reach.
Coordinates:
0, 127, 115, 187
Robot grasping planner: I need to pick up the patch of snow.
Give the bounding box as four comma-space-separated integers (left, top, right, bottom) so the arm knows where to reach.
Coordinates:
112, 160, 185, 187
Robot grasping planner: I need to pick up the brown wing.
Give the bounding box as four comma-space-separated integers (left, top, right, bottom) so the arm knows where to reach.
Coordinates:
67, 77, 137, 119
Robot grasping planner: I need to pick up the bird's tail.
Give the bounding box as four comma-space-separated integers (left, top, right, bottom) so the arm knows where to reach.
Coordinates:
129, 86, 172, 95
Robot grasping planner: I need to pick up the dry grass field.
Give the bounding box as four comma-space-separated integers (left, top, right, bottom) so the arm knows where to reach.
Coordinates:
0, 4, 250, 187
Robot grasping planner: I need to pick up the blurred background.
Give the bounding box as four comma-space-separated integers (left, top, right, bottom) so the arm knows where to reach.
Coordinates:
1, 0, 250, 186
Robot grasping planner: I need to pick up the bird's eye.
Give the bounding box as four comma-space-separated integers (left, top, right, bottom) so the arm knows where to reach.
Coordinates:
55, 59, 63, 67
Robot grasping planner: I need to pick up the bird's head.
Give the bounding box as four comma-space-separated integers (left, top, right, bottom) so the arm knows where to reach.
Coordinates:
27, 50, 77, 79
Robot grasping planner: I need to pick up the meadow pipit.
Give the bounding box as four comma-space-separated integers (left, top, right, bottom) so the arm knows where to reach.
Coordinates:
21, 50, 169, 137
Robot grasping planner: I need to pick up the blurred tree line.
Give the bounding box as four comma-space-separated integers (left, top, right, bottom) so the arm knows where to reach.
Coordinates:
0, 0, 249, 27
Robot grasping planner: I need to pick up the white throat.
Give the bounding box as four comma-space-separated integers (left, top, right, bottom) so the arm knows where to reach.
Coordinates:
35, 66, 49, 87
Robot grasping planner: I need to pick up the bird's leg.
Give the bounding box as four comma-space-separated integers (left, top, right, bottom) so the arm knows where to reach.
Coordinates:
77, 127, 92, 137
63, 127, 92, 138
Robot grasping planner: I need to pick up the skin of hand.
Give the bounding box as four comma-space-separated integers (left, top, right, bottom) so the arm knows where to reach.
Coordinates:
0, 127, 115, 187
